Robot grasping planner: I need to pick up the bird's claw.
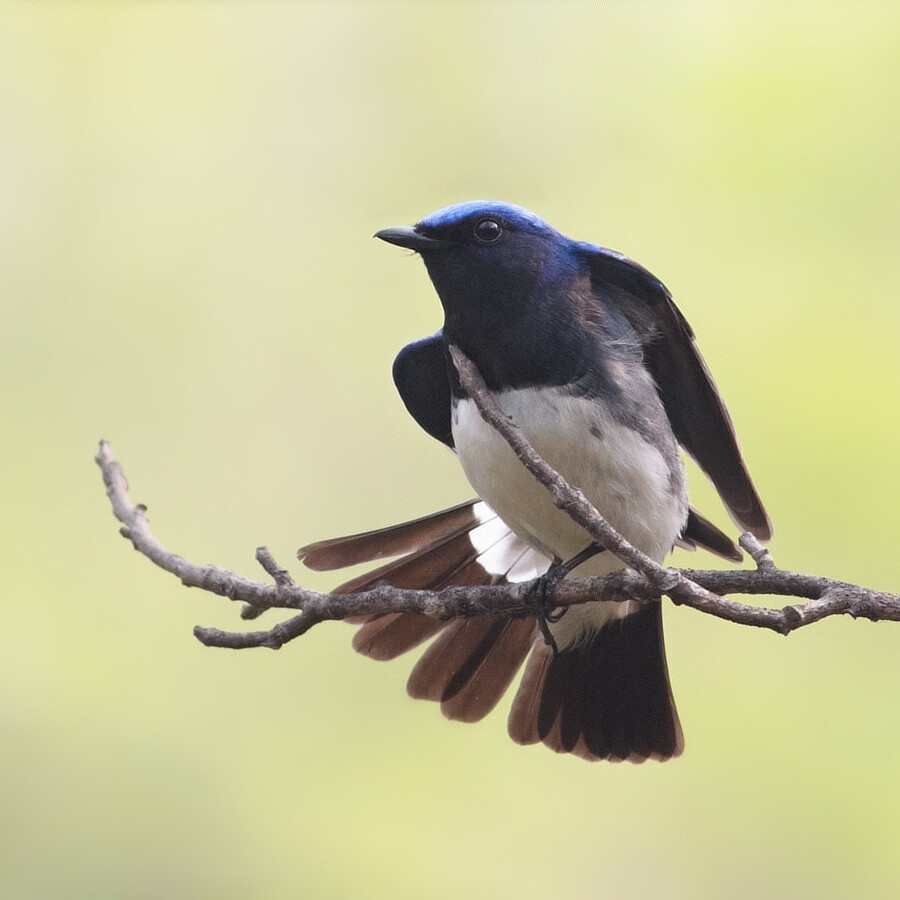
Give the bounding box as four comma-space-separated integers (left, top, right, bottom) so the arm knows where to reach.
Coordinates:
524, 544, 605, 655
524, 566, 564, 655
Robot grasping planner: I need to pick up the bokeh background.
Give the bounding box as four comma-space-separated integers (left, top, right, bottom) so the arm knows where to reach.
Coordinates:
3, 2, 899, 897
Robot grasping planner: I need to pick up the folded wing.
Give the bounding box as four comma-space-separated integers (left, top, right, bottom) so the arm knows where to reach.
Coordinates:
582, 246, 772, 540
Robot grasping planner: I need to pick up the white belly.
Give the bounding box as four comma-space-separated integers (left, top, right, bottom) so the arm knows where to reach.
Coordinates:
451, 386, 688, 645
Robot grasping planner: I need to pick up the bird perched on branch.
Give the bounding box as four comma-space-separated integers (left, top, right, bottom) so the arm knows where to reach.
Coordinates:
298, 201, 771, 762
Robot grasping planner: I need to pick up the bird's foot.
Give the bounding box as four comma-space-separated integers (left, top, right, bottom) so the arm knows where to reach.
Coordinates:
525, 544, 604, 655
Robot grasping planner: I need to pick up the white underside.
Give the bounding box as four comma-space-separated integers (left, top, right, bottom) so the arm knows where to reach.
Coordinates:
452, 386, 687, 647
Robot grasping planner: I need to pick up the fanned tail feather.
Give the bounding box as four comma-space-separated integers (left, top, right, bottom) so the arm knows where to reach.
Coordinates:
298, 500, 480, 571
297, 499, 731, 761
407, 616, 536, 722
299, 502, 547, 710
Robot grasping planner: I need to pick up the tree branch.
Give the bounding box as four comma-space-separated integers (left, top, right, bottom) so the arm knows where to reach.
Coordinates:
96, 392, 898, 651
94, 343, 898, 650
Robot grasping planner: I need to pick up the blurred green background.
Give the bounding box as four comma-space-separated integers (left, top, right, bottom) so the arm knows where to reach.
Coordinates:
2, 2, 899, 897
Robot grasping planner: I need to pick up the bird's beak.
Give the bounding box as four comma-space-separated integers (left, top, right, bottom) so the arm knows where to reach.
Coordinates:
374, 226, 452, 251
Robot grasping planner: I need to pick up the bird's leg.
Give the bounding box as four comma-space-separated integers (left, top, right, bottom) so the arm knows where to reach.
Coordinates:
525, 543, 605, 655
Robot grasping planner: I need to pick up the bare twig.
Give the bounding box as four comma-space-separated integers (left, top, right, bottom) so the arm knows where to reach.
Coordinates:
95, 435, 899, 651
739, 532, 776, 570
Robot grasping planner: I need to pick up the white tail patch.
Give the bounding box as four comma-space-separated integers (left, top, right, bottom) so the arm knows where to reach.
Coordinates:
468, 500, 550, 581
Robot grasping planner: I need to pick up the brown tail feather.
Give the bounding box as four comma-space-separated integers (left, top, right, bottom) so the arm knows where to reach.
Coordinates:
348, 531, 526, 661
508, 604, 683, 762
436, 618, 535, 723
407, 616, 506, 703
330, 529, 486, 594
352, 613, 446, 661
351, 552, 536, 684
407, 615, 536, 722
342, 548, 497, 661
507, 645, 553, 746
298, 501, 482, 570
344, 520, 528, 663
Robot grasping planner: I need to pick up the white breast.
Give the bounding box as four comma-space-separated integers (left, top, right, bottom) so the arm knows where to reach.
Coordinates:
451, 386, 688, 645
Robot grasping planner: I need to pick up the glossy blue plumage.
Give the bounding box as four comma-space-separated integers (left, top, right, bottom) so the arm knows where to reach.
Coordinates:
419, 200, 556, 235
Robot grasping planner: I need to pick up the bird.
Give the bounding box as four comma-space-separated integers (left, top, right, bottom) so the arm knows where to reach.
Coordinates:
298, 201, 771, 763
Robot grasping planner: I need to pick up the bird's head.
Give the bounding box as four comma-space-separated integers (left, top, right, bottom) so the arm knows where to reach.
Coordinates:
376, 201, 578, 332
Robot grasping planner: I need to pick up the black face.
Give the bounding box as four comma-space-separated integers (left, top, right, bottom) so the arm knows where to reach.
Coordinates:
378, 207, 562, 321
377, 205, 596, 392
416, 212, 509, 248
412, 210, 563, 323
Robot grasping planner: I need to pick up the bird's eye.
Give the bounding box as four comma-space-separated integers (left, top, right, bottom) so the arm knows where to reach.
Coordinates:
474, 218, 503, 243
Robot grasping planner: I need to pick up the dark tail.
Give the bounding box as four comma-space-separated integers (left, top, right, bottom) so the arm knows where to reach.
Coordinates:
509, 603, 683, 762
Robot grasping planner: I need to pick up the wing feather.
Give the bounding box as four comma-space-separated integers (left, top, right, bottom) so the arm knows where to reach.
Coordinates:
583, 247, 772, 539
